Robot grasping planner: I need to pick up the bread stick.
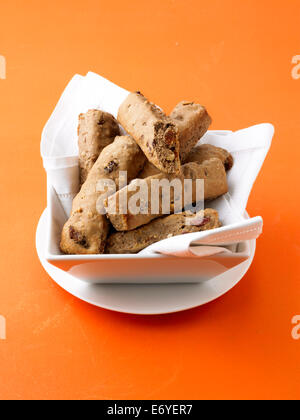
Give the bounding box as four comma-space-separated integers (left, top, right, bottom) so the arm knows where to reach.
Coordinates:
118, 92, 180, 174
106, 209, 220, 254
139, 143, 233, 179
170, 101, 212, 161
78, 109, 120, 184
184, 144, 233, 170
139, 101, 212, 179
105, 158, 227, 231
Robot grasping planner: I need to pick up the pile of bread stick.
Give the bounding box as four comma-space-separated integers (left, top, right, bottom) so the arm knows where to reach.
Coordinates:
60, 92, 233, 254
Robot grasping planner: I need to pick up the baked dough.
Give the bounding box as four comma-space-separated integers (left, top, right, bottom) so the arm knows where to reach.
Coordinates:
78, 109, 120, 184
118, 92, 180, 174
184, 144, 233, 170
60, 136, 146, 254
105, 158, 227, 231
139, 101, 212, 179
138, 161, 160, 179
139, 143, 233, 179
170, 101, 212, 161
106, 209, 220, 254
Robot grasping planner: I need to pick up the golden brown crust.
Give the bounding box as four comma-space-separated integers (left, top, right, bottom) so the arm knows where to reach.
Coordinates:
184, 144, 233, 170
117, 92, 180, 174
105, 158, 228, 231
170, 101, 212, 161
106, 209, 220, 254
78, 109, 120, 184
60, 136, 146, 254
138, 161, 160, 179
139, 143, 233, 179
138, 101, 213, 179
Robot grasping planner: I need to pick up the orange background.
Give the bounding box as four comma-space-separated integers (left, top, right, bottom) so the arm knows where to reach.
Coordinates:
0, 0, 299, 400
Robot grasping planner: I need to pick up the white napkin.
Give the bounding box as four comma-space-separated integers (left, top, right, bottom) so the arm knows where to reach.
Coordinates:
41, 72, 274, 257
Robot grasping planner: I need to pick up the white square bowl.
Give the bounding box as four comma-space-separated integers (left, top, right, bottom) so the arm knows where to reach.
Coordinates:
45, 185, 251, 284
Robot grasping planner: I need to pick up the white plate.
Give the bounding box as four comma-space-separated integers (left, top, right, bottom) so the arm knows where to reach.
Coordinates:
36, 209, 256, 315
